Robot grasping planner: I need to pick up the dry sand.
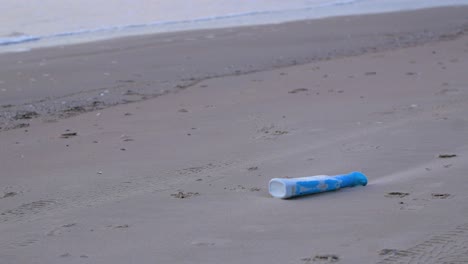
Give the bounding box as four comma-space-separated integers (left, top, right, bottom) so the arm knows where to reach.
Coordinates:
1, 6, 468, 264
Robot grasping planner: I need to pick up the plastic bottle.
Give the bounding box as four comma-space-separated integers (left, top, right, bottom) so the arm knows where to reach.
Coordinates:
269, 171, 368, 199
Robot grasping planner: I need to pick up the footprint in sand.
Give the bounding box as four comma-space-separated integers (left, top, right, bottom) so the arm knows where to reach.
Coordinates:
1, 192, 18, 199
47, 223, 77, 236
431, 193, 451, 199
177, 163, 216, 176
301, 254, 340, 263
114, 224, 129, 229
385, 192, 410, 198
436, 88, 460, 96
170, 191, 200, 199
288, 88, 308, 94
1, 199, 57, 220
191, 238, 231, 247
256, 125, 289, 139
342, 142, 381, 153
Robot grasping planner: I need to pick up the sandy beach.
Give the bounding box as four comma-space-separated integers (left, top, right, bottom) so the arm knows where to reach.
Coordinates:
1, 6, 468, 264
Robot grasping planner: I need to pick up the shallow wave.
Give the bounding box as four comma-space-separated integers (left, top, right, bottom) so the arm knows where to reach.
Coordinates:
0, 35, 41, 46
0, 0, 463, 47
0, 0, 368, 47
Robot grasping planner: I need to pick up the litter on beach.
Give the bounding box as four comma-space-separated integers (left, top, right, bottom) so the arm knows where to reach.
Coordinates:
269, 172, 368, 199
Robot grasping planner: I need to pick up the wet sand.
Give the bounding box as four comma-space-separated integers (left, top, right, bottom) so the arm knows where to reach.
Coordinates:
1, 6, 468, 130
1, 6, 468, 264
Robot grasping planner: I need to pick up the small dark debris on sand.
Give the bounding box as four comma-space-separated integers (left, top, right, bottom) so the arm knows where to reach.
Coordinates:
272, 130, 288, 135
11, 123, 30, 129
13, 111, 39, 120
123, 89, 139, 95
385, 192, 410, 198
64, 106, 86, 113
365, 71, 377, 76
171, 191, 200, 199
289, 88, 308, 94
314, 255, 339, 262
431, 193, 451, 199
301, 254, 339, 262
438, 154, 457, 158
118, 80, 135, 84
178, 108, 189, 113
114, 224, 129, 229
248, 166, 258, 171
250, 187, 261, 192
60, 132, 77, 138
1, 192, 17, 199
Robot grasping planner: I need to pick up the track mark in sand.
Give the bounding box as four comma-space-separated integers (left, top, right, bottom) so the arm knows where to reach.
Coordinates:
341, 142, 381, 153
379, 249, 415, 257
176, 163, 217, 176
436, 88, 460, 96
191, 238, 231, 247
47, 223, 77, 237
14, 238, 39, 247
0, 200, 57, 222
0, 160, 234, 225
5, 233, 43, 250
377, 223, 468, 264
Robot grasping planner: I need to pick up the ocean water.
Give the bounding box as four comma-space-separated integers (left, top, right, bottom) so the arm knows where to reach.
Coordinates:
1, 0, 468, 52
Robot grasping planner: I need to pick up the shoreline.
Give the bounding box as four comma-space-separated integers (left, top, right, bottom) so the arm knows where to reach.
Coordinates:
1, 6, 468, 131
2, 3, 468, 53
